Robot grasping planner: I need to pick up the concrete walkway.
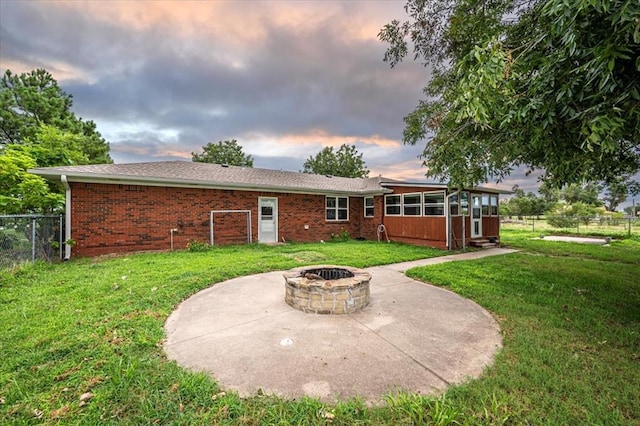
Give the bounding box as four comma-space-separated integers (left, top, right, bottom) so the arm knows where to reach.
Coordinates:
164, 248, 517, 405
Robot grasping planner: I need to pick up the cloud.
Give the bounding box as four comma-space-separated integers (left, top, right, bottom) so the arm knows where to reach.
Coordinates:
0, 0, 537, 191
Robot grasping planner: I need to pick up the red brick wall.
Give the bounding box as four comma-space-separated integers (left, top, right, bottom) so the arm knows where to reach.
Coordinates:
69, 183, 382, 257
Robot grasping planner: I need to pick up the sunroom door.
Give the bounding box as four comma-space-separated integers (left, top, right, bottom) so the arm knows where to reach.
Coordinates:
471, 195, 482, 238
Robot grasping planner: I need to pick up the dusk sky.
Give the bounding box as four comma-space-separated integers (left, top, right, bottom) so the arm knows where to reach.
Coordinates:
3, 0, 537, 192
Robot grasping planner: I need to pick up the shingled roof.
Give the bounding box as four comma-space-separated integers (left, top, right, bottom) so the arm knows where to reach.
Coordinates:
29, 161, 395, 196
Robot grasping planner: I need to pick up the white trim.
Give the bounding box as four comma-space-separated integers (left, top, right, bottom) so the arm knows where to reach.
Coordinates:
471, 194, 482, 238
384, 194, 402, 216
61, 175, 71, 259
402, 192, 422, 216
423, 190, 446, 217
364, 196, 374, 218
325, 195, 349, 221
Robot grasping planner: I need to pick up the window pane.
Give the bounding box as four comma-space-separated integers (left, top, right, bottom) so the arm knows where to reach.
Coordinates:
482, 206, 489, 216
386, 205, 401, 215
404, 205, 421, 216
338, 197, 348, 208
365, 207, 374, 217
386, 195, 400, 205
403, 194, 421, 205
365, 197, 374, 207
326, 197, 336, 208
424, 206, 444, 216
326, 209, 336, 220
261, 206, 273, 216
337, 209, 348, 220
424, 192, 445, 204
450, 205, 459, 216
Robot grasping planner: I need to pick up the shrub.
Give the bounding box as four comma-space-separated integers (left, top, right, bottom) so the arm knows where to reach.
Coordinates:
186, 240, 210, 252
330, 229, 351, 242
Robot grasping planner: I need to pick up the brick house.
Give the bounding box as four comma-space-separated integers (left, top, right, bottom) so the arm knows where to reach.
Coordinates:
30, 161, 506, 257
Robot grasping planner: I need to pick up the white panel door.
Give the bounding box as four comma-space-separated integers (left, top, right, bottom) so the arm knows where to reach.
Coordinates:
258, 197, 278, 243
471, 195, 482, 238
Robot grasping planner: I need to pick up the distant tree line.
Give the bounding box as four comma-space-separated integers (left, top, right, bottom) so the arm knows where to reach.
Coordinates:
501, 180, 640, 222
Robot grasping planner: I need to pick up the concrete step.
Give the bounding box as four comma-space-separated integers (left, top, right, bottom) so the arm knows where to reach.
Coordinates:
470, 239, 499, 249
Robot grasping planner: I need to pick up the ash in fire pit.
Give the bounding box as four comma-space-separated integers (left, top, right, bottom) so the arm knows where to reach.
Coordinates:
284, 265, 371, 315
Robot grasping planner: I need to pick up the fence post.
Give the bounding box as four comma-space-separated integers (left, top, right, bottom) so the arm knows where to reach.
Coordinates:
532, 217, 535, 232
629, 218, 632, 238
31, 217, 37, 263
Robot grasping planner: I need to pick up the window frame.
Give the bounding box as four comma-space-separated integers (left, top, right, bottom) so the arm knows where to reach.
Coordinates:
326, 196, 349, 221
423, 190, 446, 217
402, 192, 422, 216
364, 196, 374, 218
482, 194, 490, 216
384, 195, 401, 216
490, 194, 499, 216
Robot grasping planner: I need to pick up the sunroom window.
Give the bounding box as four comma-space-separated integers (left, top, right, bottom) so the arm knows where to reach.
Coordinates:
490, 194, 499, 216
385, 195, 401, 216
482, 194, 490, 216
423, 191, 445, 216
403, 193, 422, 216
450, 192, 469, 216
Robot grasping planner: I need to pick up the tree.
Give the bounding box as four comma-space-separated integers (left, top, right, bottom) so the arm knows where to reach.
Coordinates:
561, 183, 603, 207
601, 177, 636, 212
379, 0, 639, 189
192, 140, 254, 167
1, 68, 111, 164
302, 144, 370, 178
501, 185, 548, 218
0, 125, 90, 214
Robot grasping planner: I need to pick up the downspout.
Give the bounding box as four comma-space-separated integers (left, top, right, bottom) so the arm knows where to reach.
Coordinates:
61, 175, 72, 260
446, 191, 457, 250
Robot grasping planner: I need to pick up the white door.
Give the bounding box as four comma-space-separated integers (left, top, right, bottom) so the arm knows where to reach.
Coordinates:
471, 195, 482, 238
258, 197, 278, 243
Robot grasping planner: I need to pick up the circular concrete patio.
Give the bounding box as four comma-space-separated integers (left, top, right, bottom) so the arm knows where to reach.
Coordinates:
164, 254, 507, 405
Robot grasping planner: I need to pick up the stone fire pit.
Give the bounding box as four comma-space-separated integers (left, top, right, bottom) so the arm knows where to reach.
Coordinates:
284, 265, 371, 314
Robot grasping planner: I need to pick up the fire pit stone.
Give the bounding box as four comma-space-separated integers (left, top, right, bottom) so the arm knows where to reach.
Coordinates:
284, 265, 371, 314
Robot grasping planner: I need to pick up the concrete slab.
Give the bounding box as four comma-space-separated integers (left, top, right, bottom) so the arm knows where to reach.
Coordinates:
164, 249, 514, 404
538, 236, 610, 244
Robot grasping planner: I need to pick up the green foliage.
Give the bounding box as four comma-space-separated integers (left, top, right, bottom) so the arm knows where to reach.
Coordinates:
0, 68, 111, 164
302, 144, 370, 178
380, 0, 640, 188
1, 69, 112, 214
0, 144, 64, 213
185, 240, 210, 252
329, 229, 351, 242
547, 202, 605, 227
191, 139, 254, 167
500, 185, 548, 217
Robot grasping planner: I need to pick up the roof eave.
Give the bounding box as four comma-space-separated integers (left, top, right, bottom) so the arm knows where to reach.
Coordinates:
28, 169, 388, 196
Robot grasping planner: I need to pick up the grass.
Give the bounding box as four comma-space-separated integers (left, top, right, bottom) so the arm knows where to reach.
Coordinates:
1, 236, 639, 424
1, 241, 445, 425
406, 230, 640, 424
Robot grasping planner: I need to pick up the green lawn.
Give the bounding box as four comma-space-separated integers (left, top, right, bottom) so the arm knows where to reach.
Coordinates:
1, 237, 638, 424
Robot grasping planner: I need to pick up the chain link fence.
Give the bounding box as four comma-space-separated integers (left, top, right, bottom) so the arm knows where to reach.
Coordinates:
500, 215, 640, 237
0, 215, 64, 268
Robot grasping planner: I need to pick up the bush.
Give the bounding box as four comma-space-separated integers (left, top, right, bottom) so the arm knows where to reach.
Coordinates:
330, 229, 351, 242
186, 240, 210, 252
